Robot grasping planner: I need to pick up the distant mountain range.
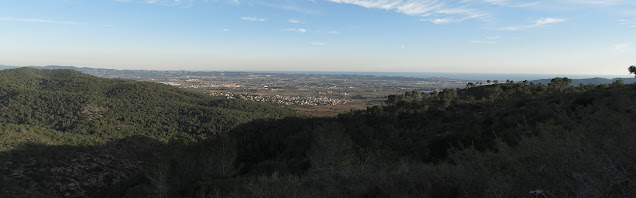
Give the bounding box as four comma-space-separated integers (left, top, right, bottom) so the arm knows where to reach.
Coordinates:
1, 65, 633, 84
0, 65, 17, 70
0, 65, 466, 82
0, 65, 196, 78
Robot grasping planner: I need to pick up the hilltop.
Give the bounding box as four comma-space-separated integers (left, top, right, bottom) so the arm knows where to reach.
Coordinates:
530, 77, 636, 85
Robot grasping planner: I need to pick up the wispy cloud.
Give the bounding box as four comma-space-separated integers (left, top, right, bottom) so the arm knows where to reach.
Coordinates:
536, 18, 567, 25
427, 7, 489, 24
469, 35, 501, 44
288, 19, 302, 24
499, 17, 567, 30
115, 0, 239, 6
618, 19, 636, 28
328, 30, 340, 34
615, 42, 631, 52
222, 28, 230, 32
285, 28, 307, 33
241, 17, 266, 22
144, 0, 195, 6
482, 0, 540, 7
487, 35, 502, 40
328, 0, 490, 24
257, 2, 321, 15
0, 17, 83, 25
564, 0, 626, 5
310, 42, 327, 45
469, 40, 496, 44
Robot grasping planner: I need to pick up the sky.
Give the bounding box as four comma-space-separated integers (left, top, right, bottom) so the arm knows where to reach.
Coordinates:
0, 0, 635, 75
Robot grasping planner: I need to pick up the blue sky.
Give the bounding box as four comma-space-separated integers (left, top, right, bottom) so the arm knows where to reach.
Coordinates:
0, 0, 635, 75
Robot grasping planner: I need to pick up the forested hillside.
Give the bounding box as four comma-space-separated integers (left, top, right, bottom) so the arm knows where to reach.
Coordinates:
1, 68, 635, 197
0, 68, 296, 146
0, 68, 297, 197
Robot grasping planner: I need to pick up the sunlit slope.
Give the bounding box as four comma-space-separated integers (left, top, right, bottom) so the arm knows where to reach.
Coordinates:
0, 68, 296, 143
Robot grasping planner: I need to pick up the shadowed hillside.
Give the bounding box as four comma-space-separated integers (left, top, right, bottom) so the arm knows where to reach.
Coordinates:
0, 136, 164, 198
118, 79, 636, 197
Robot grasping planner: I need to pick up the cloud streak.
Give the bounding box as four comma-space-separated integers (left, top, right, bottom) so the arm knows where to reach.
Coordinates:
257, 1, 322, 15
481, 0, 541, 7
115, 0, 240, 6
469, 40, 496, 44
241, 17, 266, 22
0, 17, 83, 25
499, 17, 566, 30
310, 42, 327, 45
564, 0, 626, 5
285, 28, 307, 33
618, 19, 636, 28
327, 0, 490, 24
615, 42, 631, 52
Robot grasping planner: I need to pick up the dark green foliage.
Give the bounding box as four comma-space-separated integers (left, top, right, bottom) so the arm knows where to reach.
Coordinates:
548, 77, 572, 92
2, 70, 636, 197
0, 136, 164, 198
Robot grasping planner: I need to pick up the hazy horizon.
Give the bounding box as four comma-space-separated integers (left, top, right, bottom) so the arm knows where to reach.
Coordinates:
2, 64, 633, 81
1, 0, 635, 75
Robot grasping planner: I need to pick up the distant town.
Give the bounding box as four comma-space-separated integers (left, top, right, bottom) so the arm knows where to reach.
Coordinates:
142, 72, 468, 115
